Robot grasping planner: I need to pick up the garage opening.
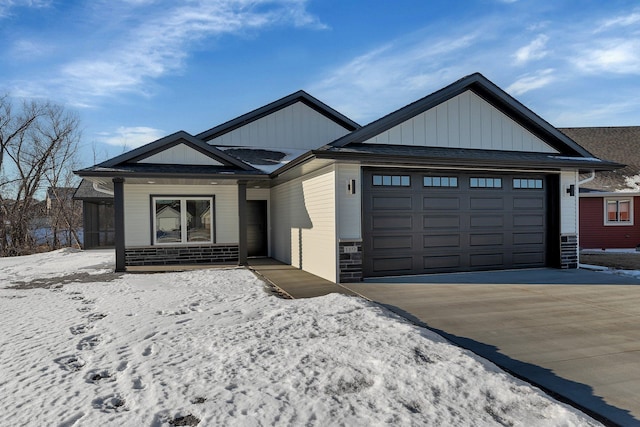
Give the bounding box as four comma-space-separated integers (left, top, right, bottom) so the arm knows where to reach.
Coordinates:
362, 169, 549, 277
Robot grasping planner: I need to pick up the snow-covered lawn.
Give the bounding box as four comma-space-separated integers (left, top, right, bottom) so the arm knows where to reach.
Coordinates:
0, 249, 599, 426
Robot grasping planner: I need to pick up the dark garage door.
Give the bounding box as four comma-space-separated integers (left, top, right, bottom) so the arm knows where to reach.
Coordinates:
362, 169, 547, 277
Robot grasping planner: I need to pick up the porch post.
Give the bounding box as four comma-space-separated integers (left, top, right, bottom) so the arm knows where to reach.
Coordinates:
237, 181, 248, 265
113, 177, 126, 272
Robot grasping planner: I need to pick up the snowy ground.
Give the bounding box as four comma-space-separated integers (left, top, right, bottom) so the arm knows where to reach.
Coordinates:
0, 249, 600, 426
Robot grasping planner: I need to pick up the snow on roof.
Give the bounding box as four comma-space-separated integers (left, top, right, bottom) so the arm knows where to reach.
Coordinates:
216, 146, 308, 173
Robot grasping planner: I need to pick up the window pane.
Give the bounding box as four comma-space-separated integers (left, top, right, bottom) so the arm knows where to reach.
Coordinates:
513, 179, 521, 189
382, 175, 391, 186
401, 176, 410, 186
424, 177, 432, 187
391, 175, 400, 186
495, 178, 502, 188
607, 201, 618, 221
620, 201, 631, 221
373, 175, 382, 186
535, 179, 543, 189
441, 177, 449, 187
479, 178, 486, 187
470, 178, 478, 187
187, 199, 212, 242
451, 177, 458, 187
156, 199, 182, 243
433, 177, 441, 187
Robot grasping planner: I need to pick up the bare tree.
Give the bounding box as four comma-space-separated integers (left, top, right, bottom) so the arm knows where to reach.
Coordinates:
0, 96, 81, 256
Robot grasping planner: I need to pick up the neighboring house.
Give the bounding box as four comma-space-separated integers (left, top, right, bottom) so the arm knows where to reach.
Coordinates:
73, 179, 115, 249
75, 73, 619, 283
560, 127, 640, 249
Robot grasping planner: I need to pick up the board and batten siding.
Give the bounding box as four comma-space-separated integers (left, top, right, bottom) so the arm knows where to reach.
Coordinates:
123, 184, 238, 246
137, 144, 223, 166
560, 171, 578, 235
364, 91, 558, 153
270, 166, 336, 282
208, 101, 351, 150
336, 163, 362, 240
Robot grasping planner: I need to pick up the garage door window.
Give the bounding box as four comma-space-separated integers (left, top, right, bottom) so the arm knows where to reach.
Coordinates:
372, 174, 410, 187
605, 198, 633, 225
513, 178, 543, 189
470, 177, 502, 188
424, 176, 458, 187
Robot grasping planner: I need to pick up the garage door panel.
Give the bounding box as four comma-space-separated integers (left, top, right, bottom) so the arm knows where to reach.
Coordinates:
469, 233, 504, 247
372, 196, 412, 210
513, 214, 544, 227
372, 235, 413, 250
470, 215, 504, 228
423, 196, 461, 210
372, 257, 413, 273
423, 254, 461, 270
513, 196, 544, 209
470, 197, 504, 210
470, 253, 504, 268
423, 215, 461, 229
363, 169, 547, 277
513, 232, 544, 245
372, 215, 412, 230
424, 234, 460, 248
512, 251, 545, 266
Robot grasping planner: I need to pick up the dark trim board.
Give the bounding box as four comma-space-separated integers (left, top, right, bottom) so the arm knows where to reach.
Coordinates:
148, 194, 217, 246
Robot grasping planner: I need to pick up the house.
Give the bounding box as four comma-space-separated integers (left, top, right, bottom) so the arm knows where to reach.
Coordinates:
75, 73, 619, 282
73, 179, 115, 249
559, 127, 640, 250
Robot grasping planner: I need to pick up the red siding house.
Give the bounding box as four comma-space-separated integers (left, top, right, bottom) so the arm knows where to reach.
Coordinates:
561, 127, 640, 250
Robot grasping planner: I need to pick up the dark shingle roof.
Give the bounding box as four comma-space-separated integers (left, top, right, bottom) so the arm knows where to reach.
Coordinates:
559, 127, 640, 191
73, 179, 113, 200
319, 143, 616, 171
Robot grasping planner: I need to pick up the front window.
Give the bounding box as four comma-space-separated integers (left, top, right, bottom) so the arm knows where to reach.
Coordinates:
605, 198, 633, 225
154, 197, 214, 244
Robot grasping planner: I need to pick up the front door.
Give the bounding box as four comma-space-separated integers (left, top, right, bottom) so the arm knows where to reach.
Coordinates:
247, 200, 268, 257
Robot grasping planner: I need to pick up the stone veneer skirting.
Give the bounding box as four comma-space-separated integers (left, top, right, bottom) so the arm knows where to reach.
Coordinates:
560, 234, 578, 269
339, 240, 362, 283
125, 244, 239, 266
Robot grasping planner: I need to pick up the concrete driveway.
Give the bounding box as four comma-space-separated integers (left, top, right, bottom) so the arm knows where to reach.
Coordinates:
343, 268, 640, 426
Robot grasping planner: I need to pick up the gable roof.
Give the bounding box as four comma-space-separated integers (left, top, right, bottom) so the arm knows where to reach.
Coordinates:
327, 73, 595, 158
196, 90, 360, 142
560, 126, 640, 191
95, 130, 255, 171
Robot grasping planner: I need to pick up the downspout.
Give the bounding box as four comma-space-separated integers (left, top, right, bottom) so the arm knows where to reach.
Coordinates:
578, 170, 596, 186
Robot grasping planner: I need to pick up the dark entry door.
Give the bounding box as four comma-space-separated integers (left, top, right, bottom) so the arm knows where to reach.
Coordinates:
247, 200, 268, 257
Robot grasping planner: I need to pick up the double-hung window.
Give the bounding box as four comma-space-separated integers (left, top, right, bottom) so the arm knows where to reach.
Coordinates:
153, 197, 214, 244
604, 198, 633, 225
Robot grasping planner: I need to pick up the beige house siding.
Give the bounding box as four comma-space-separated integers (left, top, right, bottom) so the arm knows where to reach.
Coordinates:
207, 101, 351, 150
561, 170, 579, 235
336, 163, 362, 240
364, 91, 558, 153
123, 184, 238, 246
270, 166, 337, 282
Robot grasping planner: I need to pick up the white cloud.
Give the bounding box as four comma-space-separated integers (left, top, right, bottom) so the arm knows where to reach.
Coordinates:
12, 0, 325, 105
574, 39, 640, 74
506, 69, 555, 95
0, 0, 50, 17
310, 32, 480, 122
514, 34, 549, 65
97, 126, 165, 148
597, 12, 640, 31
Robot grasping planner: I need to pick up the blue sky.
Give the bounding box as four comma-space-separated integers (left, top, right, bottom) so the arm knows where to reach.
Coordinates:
1, 0, 639, 167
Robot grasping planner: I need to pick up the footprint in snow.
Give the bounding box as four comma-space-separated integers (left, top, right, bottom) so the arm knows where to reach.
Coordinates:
92, 394, 128, 413
77, 334, 102, 351
54, 355, 86, 372
132, 377, 146, 390
69, 324, 93, 335
86, 369, 113, 384
76, 306, 92, 313
142, 345, 154, 357
86, 313, 107, 322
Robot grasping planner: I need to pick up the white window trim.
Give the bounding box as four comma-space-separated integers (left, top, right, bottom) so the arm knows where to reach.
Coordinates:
604, 197, 634, 226
153, 196, 214, 245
